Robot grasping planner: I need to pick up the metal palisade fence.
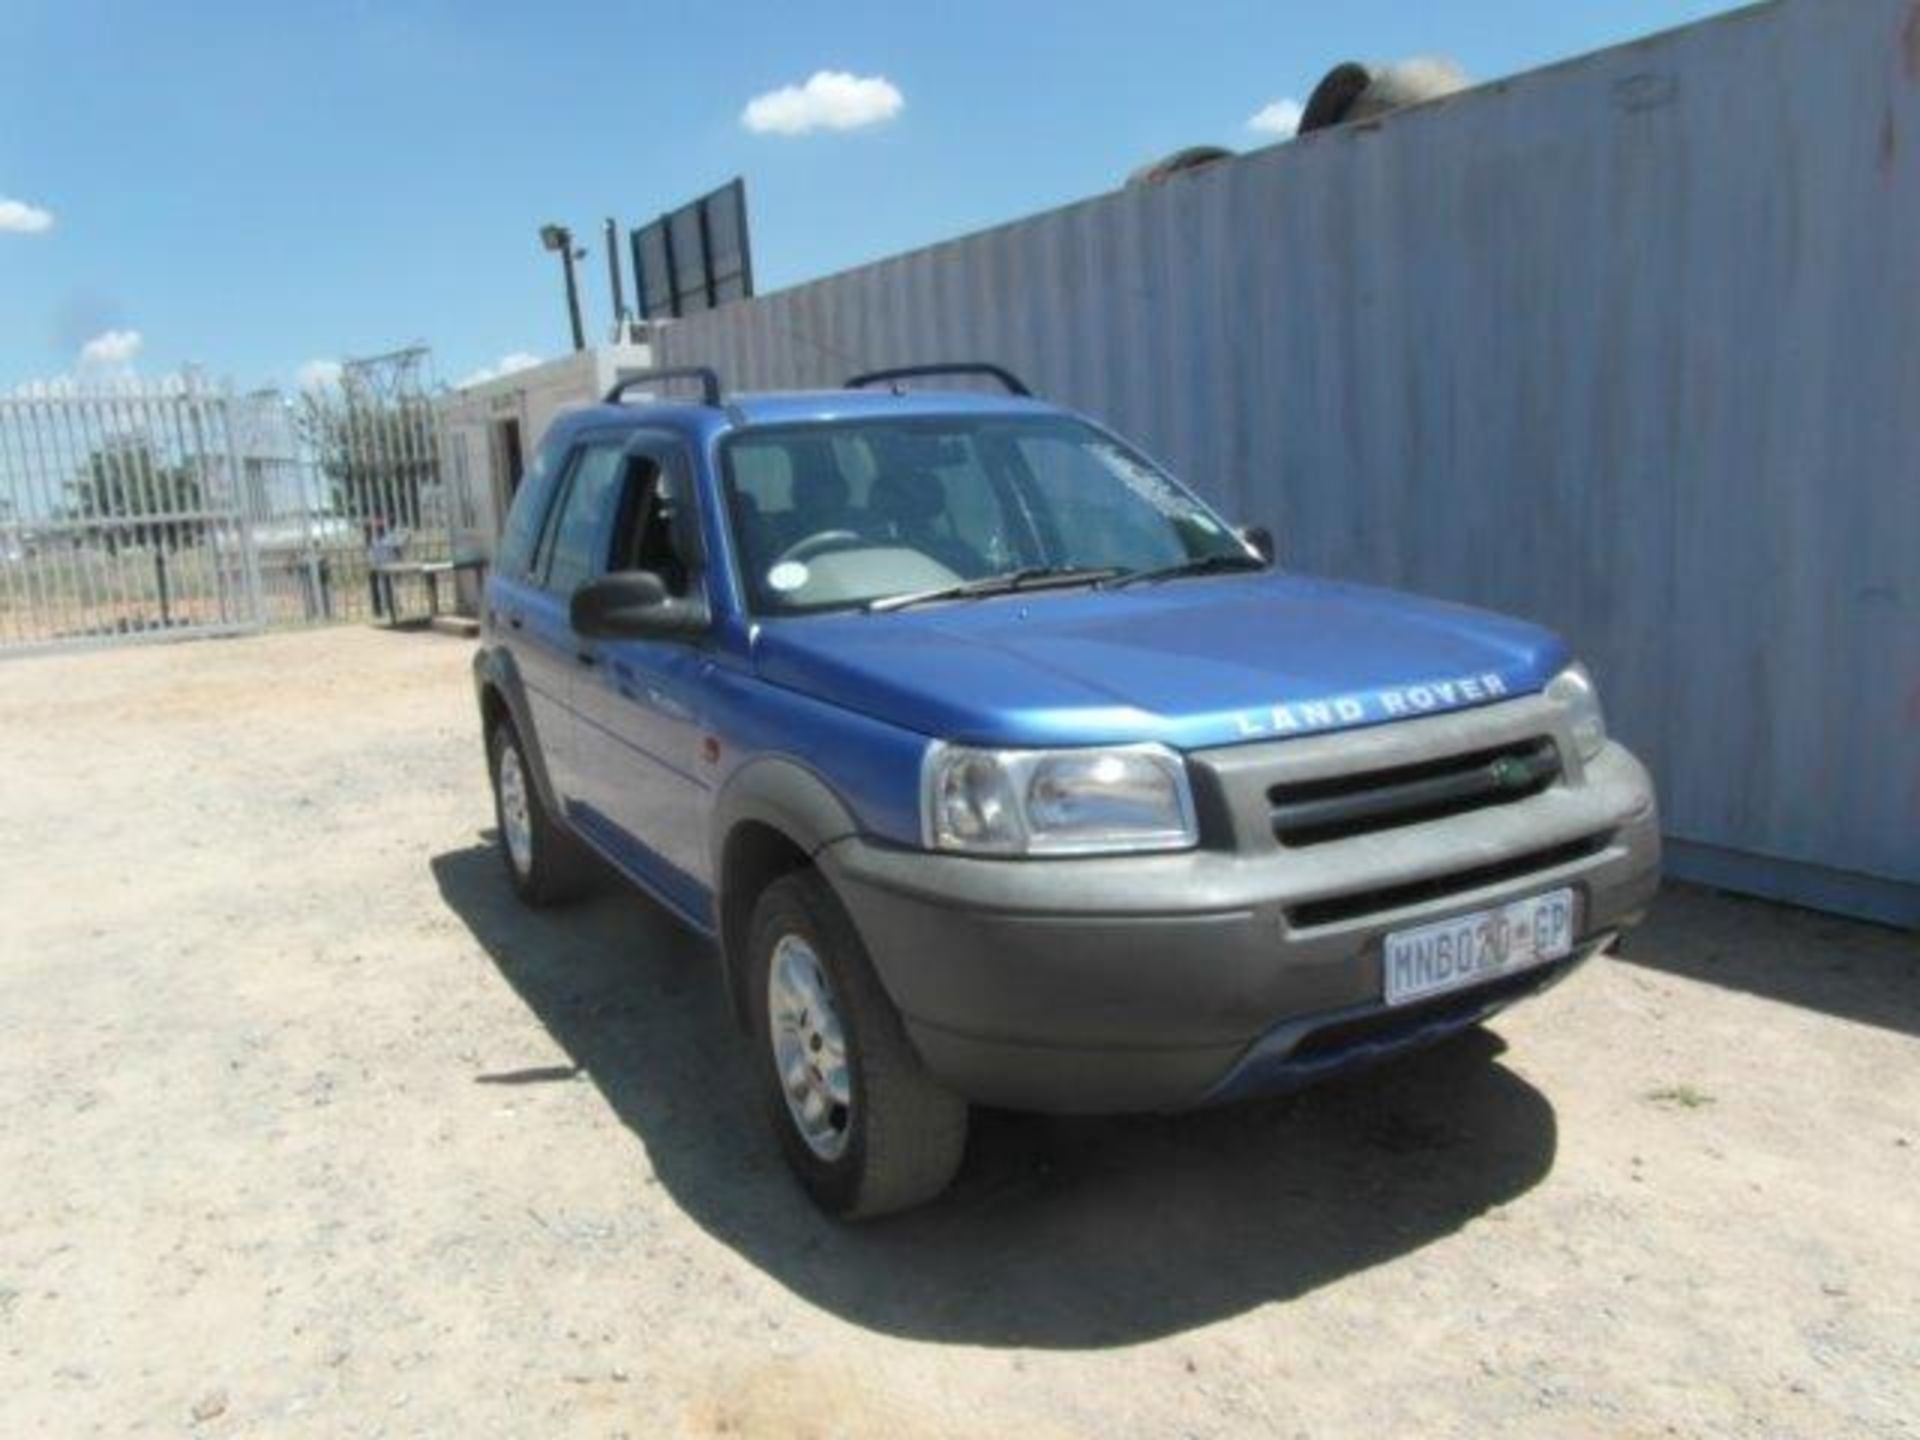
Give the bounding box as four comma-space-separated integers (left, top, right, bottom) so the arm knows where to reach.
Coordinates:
0, 350, 449, 653
0, 376, 262, 649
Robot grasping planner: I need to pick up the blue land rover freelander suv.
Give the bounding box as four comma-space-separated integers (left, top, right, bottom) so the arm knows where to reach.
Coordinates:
474, 363, 1660, 1217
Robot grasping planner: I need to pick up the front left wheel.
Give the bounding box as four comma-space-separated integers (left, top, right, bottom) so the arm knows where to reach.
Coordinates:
747, 870, 968, 1218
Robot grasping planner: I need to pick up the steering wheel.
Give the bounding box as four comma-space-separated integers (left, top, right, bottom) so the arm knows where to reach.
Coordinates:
776, 529, 866, 565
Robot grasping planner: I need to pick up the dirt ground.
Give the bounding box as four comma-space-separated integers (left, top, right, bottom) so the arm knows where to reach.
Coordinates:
1, 626, 1914, 1438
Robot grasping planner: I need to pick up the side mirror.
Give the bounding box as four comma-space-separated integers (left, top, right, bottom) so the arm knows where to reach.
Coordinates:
1238, 524, 1276, 564
571, 571, 709, 640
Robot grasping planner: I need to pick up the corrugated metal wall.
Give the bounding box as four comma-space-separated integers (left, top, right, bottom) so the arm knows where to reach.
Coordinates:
655, 0, 1920, 926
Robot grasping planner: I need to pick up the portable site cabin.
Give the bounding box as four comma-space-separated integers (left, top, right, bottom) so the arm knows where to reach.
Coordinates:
436, 343, 656, 610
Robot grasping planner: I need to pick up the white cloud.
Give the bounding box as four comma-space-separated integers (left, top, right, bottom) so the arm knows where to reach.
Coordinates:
0, 196, 55, 234
457, 351, 543, 388
296, 358, 344, 391
78, 328, 143, 367
1246, 98, 1304, 138
741, 70, 903, 135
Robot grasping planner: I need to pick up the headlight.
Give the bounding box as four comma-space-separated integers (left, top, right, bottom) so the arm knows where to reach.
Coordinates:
1545, 662, 1607, 762
923, 743, 1198, 855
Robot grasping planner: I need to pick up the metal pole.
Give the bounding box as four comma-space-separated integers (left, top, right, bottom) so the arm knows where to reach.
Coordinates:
213, 383, 265, 631
604, 217, 627, 331
559, 245, 586, 352
154, 547, 171, 627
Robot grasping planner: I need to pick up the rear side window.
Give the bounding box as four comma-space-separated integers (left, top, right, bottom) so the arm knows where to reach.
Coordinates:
495, 432, 571, 579
540, 444, 627, 595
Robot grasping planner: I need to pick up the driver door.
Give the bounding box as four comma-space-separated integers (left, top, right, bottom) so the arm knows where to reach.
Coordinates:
568, 436, 715, 915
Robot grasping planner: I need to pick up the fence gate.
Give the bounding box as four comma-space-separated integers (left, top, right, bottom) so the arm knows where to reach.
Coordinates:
0, 379, 263, 651
240, 345, 451, 628
0, 347, 453, 653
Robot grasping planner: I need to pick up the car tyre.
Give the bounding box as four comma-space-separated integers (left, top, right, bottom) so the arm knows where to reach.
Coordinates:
748, 870, 968, 1218
488, 719, 594, 907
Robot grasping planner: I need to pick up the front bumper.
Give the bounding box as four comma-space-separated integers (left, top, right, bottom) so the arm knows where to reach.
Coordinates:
820, 735, 1660, 1114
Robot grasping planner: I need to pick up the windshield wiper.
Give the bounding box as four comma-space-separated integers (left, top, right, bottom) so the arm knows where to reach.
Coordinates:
1101, 552, 1270, 590
867, 565, 1126, 613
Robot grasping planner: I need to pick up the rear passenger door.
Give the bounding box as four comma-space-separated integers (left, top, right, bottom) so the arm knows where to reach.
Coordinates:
513, 437, 628, 804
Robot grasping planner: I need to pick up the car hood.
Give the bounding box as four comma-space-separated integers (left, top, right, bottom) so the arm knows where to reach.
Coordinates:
749, 572, 1570, 750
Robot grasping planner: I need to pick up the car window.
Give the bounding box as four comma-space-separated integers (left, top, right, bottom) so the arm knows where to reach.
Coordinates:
495, 431, 571, 580
924, 447, 1014, 569
540, 443, 626, 596
724, 422, 1030, 611
606, 446, 700, 598
847, 426, 1014, 568
720, 415, 1242, 615
496, 483, 545, 582
1013, 432, 1191, 573
727, 442, 793, 519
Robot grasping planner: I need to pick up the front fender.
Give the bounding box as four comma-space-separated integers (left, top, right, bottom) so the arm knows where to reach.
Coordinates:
709, 755, 862, 878
708, 756, 865, 1027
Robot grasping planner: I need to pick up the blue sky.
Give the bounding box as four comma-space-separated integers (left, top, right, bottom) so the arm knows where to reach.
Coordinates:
1, 0, 1735, 393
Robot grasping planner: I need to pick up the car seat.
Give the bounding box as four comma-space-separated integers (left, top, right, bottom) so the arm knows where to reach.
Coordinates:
868, 470, 985, 576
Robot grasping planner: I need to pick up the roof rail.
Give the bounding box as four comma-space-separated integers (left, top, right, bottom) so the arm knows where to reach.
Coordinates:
603, 365, 724, 408
844, 363, 1032, 398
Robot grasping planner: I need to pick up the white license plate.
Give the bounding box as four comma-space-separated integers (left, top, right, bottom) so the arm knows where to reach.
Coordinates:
1382, 888, 1576, 1007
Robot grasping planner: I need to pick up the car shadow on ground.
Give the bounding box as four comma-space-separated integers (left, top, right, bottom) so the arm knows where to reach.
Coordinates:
431, 841, 1559, 1349
1618, 882, 1919, 1039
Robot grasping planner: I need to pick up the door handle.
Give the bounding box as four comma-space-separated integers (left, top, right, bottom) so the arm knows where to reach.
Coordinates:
506, 612, 523, 630
575, 650, 600, 668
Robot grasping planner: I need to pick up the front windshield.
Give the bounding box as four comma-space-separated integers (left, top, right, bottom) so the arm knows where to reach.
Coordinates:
721, 414, 1252, 615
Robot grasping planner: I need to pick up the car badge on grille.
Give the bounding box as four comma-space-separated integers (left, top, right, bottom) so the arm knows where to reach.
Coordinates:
1490, 756, 1535, 790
